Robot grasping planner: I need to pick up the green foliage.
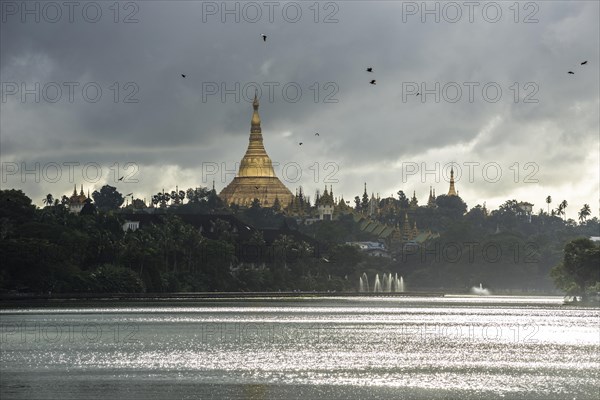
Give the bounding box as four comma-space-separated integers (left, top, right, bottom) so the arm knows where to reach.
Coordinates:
1, 189, 598, 294
435, 195, 467, 218
87, 264, 145, 293
551, 238, 600, 300
361, 191, 369, 212
180, 187, 224, 213
0, 189, 36, 225
80, 199, 97, 215
397, 191, 409, 209
92, 185, 124, 211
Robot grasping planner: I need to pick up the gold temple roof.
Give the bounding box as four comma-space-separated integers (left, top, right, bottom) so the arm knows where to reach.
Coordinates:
219, 95, 293, 207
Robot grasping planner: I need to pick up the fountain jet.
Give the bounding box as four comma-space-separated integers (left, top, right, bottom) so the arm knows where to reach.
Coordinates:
471, 283, 491, 295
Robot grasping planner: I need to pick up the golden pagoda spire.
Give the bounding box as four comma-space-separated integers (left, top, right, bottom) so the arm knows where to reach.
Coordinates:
237, 92, 276, 177
251, 91, 261, 133
448, 166, 457, 196
402, 212, 412, 241
218, 96, 293, 208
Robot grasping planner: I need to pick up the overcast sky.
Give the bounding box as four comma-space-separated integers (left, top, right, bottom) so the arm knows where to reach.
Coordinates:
1, 0, 599, 220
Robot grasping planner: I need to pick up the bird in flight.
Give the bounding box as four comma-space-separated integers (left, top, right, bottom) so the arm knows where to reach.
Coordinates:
255, 186, 260, 190
315, 132, 320, 136
581, 61, 588, 65
118, 176, 124, 181
366, 67, 373, 72
181, 74, 186, 78
261, 34, 267, 42
568, 71, 574, 74
416, 92, 420, 96
370, 80, 376, 85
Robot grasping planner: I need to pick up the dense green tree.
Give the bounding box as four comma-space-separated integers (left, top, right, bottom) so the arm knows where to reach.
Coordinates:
80, 198, 97, 215
551, 238, 600, 301
397, 191, 409, 209
361, 190, 369, 213
92, 185, 124, 211
327, 244, 364, 276
466, 205, 486, 227
0, 189, 36, 224
87, 264, 145, 293
435, 195, 467, 219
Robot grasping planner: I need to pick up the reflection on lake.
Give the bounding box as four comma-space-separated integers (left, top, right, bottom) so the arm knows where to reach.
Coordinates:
1, 296, 598, 399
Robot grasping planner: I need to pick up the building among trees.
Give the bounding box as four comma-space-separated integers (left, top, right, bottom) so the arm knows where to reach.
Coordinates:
68, 184, 88, 214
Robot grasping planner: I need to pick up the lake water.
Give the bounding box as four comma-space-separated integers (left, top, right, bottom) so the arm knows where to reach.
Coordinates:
1, 296, 598, 399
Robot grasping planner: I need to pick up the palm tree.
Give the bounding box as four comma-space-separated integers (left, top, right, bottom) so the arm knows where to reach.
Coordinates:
578, 204, 591, 224
560, 200, 568, 220
545, 196, 552, 215
42, 193, 54, 207
555, 204, 564, 219
153, 190, 171, 208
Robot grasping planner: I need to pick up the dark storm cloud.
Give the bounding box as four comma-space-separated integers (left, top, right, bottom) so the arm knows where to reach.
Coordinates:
1, 1, 598, 217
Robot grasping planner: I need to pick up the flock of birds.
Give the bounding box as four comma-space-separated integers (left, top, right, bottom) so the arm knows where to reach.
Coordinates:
178, 34, 589, 148
568, 60, 588, 74
366, 67, 376, 85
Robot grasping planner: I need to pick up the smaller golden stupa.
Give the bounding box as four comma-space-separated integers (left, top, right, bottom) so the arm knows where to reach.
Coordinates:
448, 167, 457, 196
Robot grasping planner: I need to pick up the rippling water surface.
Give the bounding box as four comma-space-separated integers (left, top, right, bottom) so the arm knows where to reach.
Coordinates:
1, 296, 598, 399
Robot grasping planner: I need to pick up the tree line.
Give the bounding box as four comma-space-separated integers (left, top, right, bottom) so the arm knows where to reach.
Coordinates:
1, 187, 598, 298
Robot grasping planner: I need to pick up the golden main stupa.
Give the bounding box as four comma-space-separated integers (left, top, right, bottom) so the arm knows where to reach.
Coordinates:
219, 94, 293, 207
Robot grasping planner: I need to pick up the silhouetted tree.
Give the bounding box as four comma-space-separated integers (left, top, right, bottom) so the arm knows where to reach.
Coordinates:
551, 238, 600, 301
397, 190, 409, 209
42, 194, 54, 207
92, 185, 124, 211
578, 204, 591, 224
80, 198, 97, 215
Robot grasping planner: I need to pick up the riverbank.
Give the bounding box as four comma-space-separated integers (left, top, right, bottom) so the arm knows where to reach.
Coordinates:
0, 291, 445, 304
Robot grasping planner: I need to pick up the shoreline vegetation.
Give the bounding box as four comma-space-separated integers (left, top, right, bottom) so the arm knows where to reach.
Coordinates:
1, 189, 598, 301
